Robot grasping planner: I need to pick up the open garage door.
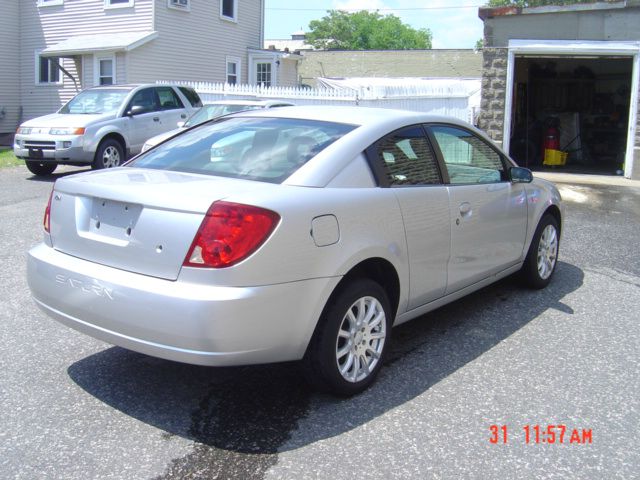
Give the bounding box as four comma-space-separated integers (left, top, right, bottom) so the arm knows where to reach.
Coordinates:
504, 41, 639, 178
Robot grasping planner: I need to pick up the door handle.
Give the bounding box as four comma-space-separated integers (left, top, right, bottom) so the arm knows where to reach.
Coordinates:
181, 114, 187, 119
153, 117, 160, 122
459, 202, 472, 215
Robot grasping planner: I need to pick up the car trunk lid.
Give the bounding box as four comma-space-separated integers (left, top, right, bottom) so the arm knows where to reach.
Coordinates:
48, 168, 275, 280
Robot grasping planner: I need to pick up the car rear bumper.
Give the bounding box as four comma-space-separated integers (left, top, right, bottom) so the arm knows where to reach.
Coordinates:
27, 243, 339, 366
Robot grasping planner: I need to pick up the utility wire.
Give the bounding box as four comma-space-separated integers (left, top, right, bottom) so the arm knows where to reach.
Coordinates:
266, 5, 484, 12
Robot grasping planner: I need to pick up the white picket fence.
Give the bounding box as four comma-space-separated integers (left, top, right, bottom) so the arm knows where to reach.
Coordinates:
159, 80, 480, 123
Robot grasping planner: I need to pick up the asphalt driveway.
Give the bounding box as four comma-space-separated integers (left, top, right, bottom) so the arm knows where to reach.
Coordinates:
1, 165, 638, 479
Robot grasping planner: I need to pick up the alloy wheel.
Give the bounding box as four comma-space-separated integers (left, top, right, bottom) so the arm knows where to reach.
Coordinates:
335, 296, 387, 383
537, 224, 558, 280
102, 146, 121, 168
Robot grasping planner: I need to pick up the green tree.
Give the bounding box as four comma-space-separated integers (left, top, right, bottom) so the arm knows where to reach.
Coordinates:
487, 0, 598, 6
306, 10, 432, 50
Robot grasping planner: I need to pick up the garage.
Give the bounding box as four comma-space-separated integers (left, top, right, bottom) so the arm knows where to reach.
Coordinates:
509, 55, 633, 174
478, 3, 640, 179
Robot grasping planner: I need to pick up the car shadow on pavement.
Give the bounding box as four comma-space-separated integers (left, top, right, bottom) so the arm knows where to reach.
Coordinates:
25, 166, 90, 182
67, 261, 583, 477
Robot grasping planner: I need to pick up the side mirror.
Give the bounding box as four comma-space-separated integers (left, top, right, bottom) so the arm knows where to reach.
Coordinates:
510, 166, 533, 183
177, 121, 185, 128
126, 105, 147, 117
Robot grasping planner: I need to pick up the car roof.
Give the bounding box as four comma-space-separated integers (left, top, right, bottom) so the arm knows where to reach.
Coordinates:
231, 105, 469, 129
85, 83, 190, 91
202, 99, 294, 107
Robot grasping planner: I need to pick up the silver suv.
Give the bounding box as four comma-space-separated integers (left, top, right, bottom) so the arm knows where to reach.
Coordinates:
14, 84, 201, 176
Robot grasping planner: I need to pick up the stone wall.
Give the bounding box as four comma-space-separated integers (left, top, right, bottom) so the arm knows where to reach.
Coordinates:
478, 48, 508, 144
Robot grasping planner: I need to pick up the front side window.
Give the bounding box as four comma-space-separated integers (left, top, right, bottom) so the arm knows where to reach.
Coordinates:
126, 88, 160, 114
96, 57, 115, 85
256, 63, 271, 87
59, 89, 130, 114
221, 0, 236, 20
36, 53, 61, 84
156, 87, 184, 110
129, 117, 355, 183
430, 125, 506, 184
376, 126, 441, 186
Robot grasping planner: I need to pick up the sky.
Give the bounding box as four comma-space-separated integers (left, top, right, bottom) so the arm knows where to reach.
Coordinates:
264, 0, 486, 49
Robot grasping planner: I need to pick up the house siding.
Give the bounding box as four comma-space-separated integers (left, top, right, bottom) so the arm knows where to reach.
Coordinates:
0, 1, 21, 137
20, 0, 153, 121
128, 0, 263, 84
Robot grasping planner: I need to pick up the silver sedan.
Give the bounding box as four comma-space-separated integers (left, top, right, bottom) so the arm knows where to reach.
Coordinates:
27, 106, 563, 396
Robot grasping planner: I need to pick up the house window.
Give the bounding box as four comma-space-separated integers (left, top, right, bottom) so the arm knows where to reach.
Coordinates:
226, 57, 241, 84
36, 52, 61, 85
220, 0, 236, 21
256, 62, 271, 87
37, 0, 64, 7
95, 56, 116, 86
168, 0, 189, 10
104, 0, 134, 9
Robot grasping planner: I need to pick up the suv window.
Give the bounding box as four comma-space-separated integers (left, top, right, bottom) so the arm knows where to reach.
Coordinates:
156, 86, 184, 110
59, 89, 129, 114
178, 86, 203, 108
430, 125, 506, 184
376, 126, 441, 186
127, 87, 160, 114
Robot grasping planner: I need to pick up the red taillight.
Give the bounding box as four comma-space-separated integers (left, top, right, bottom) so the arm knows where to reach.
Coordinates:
183, 201, 280, 268
44, 188, 54, 233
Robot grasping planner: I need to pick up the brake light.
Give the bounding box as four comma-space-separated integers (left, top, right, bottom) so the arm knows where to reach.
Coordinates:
184, 201, 280, 268
44, 188, 54, 233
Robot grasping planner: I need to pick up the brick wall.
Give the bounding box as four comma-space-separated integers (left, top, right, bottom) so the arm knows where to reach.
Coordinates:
478, 48, 508, 144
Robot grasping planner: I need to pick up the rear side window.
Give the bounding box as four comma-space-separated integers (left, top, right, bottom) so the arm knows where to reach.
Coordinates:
178, 86, 203, 108
156, 87, 184, 110
376, 126, 441, 186
431, 125, 505, 184
128, 117, 355, 183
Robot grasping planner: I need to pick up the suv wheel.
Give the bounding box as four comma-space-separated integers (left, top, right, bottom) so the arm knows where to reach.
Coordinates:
25, 161, 57, 176
93, 139, 124, 170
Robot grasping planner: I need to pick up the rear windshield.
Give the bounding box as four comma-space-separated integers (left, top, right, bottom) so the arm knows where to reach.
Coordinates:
60, 89, 130, 114
184, 104, 262, 127
128, 117, 355, 183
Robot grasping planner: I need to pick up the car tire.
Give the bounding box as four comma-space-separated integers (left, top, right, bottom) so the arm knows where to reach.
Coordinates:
303, 278, 392, 396
25, 161, 57, 176
93, 139, 125, 170
520, 214, 560, 289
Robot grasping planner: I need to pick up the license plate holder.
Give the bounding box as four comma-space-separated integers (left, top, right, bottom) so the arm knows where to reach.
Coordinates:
29, 148, 43, 159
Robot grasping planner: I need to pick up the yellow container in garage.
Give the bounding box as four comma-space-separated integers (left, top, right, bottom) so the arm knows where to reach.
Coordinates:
543, 148, 567, 166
